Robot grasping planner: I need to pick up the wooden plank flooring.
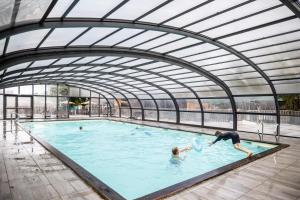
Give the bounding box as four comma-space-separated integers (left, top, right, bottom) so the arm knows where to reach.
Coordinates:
0, 119, 300, 200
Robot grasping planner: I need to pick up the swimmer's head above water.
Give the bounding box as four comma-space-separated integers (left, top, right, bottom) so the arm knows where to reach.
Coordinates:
79, 126, 82, 130
172, 147, 179, 156
215, 130, 222, 136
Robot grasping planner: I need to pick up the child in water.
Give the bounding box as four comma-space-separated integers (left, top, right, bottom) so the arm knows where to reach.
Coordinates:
171, 146, 192, 160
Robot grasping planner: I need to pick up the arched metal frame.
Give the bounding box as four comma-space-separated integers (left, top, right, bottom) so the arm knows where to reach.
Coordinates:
3, 62, 205, 123
0, 0, 295, 129
0, 47, 236, 127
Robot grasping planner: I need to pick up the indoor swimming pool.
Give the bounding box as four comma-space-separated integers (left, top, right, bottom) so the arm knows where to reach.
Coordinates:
22, 120, 278, 199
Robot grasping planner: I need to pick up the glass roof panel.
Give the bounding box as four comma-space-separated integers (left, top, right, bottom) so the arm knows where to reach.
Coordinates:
92, 56, 120, 64
201, 60, 247, 71
211, 66, 254, 76
183, 49, 228, 62
15, 0, 52, 24
141, 0, 207, 24
165, 0, 244, 27
74, 56, 101, 64
0, 0, 14, 28
71, 27, 118, 46
169, 43, 218, 58
6, 62, 31, 73
30, 59, 57, 68
193, 54, 240, 66
136, 33, 184, 50
243, 41, 300, 58
265, 67, 300, 77
137, 62, 169, 70
152, 37, 200, 53
53, 57, 81, 65
95, 29, 143, 46
123, 59, 151, 67
220, 19, 300, 45
230, 85, 272, 95
108, 57, 136, 65
118, 30, 165, 48
67, 0, 124, 18
186, 0, 281, 32
109, 0, 166, 20
258, 58, 300, 70
251, 50, 300, 64
150, 65, 181, 72
7, 29, 50, 53
203, 6, 294, 38
41, 28, 87, 47
275, 82, 300, 94
22, 70, 41, 75
234, 31, 300, 52
48, 0, 74, 18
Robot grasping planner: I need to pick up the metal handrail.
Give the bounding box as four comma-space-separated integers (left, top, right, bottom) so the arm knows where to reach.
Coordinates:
257, 120, 264, 141
257, 120, 280, 143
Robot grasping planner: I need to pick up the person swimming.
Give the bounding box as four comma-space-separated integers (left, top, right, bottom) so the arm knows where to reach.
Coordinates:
209, 131, 253, 158
79, 126, 83, 131
171, 145, 192, 161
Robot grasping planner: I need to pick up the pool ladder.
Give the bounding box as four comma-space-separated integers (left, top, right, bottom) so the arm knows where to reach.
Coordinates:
257, 120, 280, 143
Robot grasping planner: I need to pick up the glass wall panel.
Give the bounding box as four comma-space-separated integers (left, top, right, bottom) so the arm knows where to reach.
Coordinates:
132, 109, 142, 120
80, 89, 90, 97
0, 95, 3, 119
128, 99, 141, 108
237, 114, 277, 134
46, 85, 57, 96
34, 96, 45, 118
180, 112, 201, 125
100, 99, 110, 116
141, 100, 156, 109
5, 87, 18, 95
121, 109, 130, 118
58, 84, 69, 96
202, 99, 232, 112
69, 87, 80, 97
108, 99, 119, 117
20, 85, 32, 95
18, 97, 32, 118
58, 97, 68, 118
204, 113, 233, 128
156, 99, 175, 110
91, 98, 99, 116
46, 97, 57, 118
235, 96, 276, 113
280, 115, 300, 137
144, 110, 157, 121
177, 99, 201, 111
159, 111, 176, 122
34, 84, 45, 95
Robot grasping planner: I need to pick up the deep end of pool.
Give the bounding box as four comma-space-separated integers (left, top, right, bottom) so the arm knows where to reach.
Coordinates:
21, 120, 288, 200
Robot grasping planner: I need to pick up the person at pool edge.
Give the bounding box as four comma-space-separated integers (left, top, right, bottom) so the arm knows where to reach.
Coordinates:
171, 145, 192, 160
209, 131, 253, 158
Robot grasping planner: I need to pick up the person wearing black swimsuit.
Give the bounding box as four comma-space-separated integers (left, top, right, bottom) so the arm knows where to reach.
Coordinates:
209, 131, 253, 158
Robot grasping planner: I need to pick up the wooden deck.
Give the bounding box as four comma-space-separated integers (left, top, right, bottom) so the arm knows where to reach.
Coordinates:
0, 119, 299, 200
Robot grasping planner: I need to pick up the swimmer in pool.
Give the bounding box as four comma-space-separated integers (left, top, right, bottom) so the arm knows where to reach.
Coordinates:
171, 146, 192, 160
79, 126, 83, 131
209, 131, 253, 158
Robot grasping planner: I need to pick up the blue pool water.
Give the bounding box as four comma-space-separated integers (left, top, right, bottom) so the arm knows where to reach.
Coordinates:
23, 120, 276, 199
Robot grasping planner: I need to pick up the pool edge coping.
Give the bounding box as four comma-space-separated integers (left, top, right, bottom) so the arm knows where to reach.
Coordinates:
19, 119, 289, 200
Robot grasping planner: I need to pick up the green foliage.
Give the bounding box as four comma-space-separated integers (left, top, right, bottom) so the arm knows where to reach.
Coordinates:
69, 97, 88, 106
279, 94, 300, 110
